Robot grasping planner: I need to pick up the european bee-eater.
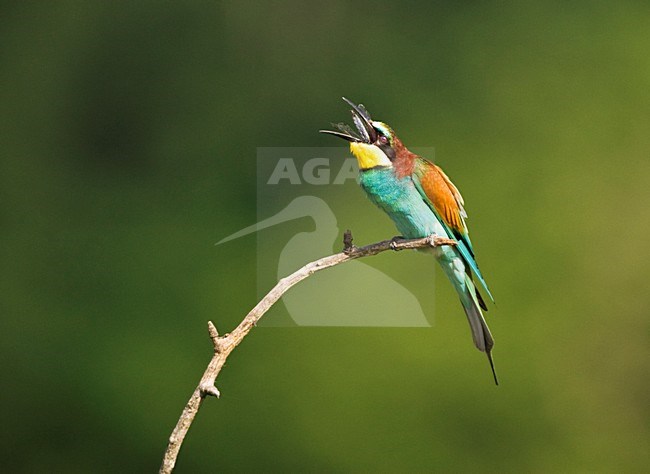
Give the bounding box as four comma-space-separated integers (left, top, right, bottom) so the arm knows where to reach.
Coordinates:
321, 98, 498, 384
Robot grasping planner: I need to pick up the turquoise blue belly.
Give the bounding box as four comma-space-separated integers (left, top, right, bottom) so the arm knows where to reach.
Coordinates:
358, 168, 447, 240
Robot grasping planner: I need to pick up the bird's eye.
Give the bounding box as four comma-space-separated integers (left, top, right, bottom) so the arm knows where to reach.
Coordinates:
377, 135, 389, 145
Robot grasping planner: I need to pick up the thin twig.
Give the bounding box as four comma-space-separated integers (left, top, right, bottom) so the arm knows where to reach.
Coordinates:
159, 232, 456, 473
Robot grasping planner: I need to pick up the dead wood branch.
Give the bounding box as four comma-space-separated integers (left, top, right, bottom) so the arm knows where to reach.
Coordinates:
159, 232, 456, 473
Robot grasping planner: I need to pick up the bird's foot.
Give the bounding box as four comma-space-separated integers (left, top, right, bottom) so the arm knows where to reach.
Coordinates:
390, 235, 406, 251
426, 234, 439, 247
427, 234, 457, 247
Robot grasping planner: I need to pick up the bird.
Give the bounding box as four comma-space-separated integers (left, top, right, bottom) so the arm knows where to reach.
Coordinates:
320, 98, 498, 384
217, 195, 430, 327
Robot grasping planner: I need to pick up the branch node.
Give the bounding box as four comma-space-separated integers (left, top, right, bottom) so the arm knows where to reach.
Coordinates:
199, 383, 221, 399
207, 320, 219, 339
207, 321, 224, 353
343, 229, 357, 255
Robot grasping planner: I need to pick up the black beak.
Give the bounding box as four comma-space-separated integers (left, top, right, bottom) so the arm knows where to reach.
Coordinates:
319, 97, 377, 143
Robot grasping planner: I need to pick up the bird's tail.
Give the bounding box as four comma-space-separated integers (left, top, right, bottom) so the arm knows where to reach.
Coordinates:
457, 273, 498, 385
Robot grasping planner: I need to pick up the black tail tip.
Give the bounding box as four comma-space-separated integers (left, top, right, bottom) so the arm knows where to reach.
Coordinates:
487, 351, 499, 386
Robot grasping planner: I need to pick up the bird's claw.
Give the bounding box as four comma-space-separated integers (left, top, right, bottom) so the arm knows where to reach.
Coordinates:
390, 236, 405, 251
427, 234, 457, 247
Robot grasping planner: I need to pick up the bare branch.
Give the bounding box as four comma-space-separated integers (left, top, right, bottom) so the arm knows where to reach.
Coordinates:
159, 232, 456, 473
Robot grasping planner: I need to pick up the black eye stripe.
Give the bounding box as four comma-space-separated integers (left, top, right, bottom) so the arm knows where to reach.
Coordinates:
379, 143, 395, 161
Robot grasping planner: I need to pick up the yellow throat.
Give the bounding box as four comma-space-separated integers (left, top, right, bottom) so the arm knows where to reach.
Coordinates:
349, 142, 392, 170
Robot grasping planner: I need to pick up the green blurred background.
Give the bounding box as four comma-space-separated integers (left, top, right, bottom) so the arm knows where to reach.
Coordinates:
2, 1, 649, 472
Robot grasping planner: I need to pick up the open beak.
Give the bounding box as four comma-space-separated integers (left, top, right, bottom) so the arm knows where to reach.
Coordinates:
319, 97, 377, 143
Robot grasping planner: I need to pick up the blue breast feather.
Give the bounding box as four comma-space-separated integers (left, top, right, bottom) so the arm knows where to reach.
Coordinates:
359, 168, 447, 241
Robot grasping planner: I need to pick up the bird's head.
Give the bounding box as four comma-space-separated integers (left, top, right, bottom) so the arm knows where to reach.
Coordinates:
320, 98, 398, 171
